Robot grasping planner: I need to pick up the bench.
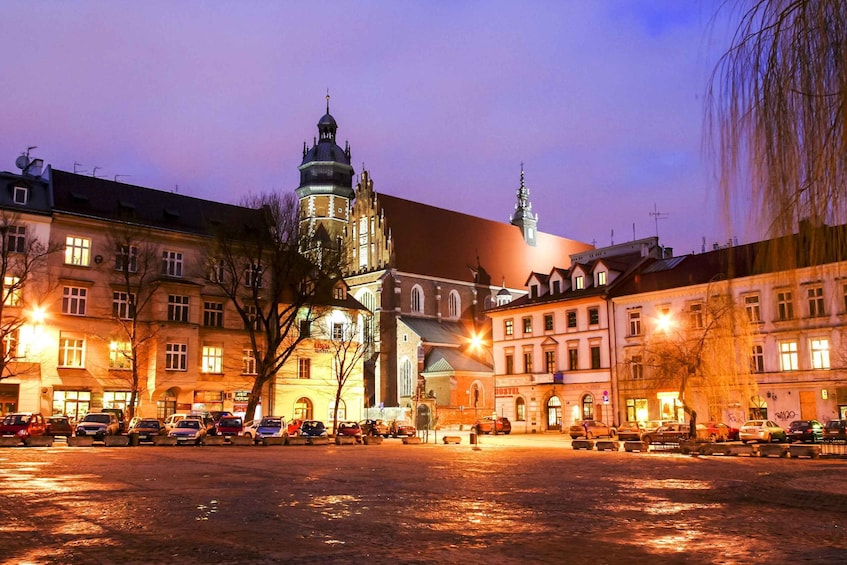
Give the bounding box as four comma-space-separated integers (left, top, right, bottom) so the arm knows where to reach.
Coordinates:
726, 443, 757, 456
442, 436, 461, 444
758, 443, 789, 458
286, 436, 308, 445
0, 436, 22, 447
308, 437, 330, 446
596, 440, 619, 452
24, 436, 54, 447
572, 439, 594, 450
104, 435, 130, 447
623, 441, 649, 453
152, 436, 178, 446
202, 436, 226, 446
335, 436, 358, 445
789, 444, 821, 459
261, 436, 286, 446
363, 435, 383, 445
402, 437, 422, 445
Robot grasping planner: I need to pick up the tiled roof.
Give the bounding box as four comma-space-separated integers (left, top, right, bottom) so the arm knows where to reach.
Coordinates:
400, 317, 475, 345
423, 346, 493, 373
51, 169, 261, 235
612, 223, 847, 296
376, 193, 593, 288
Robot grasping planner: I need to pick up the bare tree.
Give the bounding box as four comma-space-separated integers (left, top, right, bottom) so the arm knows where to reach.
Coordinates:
101, 225, 162, 421
322, 307, 372, 435
708, 1, 847, 238
206, 192, 339, 422
639, 282, 758, 437
0, 213, 58, 381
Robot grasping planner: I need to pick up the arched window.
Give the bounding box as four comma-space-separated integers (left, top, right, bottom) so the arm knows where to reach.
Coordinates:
547, 396, 562, 428
472, 383, 481, 407
329, 399, 346, 421
448, 290, 461, 319
581, 394, 594, 420
515, 397, 526, 421
400, 357, 414, 397
357, 289, 377, 344
294, 397, 313, 420
411, 285, 424, 314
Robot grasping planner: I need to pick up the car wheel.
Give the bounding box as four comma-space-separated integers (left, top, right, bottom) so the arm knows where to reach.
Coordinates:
643, 436, 652, 444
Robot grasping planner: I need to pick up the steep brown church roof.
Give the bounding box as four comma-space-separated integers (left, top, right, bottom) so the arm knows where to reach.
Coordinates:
375, 193, 592, 288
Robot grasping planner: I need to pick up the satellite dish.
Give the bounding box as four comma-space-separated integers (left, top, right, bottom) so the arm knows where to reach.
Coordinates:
15, 155, 29, 170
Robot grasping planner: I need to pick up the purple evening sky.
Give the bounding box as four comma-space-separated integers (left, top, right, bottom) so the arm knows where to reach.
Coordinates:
1, 1, 746, 255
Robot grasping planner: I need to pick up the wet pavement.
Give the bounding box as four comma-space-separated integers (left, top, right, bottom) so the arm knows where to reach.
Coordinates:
1, 434, 846, 564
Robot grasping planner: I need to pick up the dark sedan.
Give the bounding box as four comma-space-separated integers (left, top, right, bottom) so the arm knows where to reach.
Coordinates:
786, 420, 824, 443
46, 416, 74, 438
299, 420, 328, 438
128, 418, 167, 443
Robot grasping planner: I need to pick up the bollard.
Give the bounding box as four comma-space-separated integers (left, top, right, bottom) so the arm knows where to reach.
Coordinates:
469, 431, 477, 445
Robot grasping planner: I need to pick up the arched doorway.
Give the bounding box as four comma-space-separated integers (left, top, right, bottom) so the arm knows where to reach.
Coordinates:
416, 404, 431, 430
547, 396, 562, 430
294, 397, 313, 420
750, 396, 767, 419
157, 388, 178, 419
581, 394, 594, 420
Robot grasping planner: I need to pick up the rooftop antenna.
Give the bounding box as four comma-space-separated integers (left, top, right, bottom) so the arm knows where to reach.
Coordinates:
326, 88, 330, 113
114, 174, 131, 182
649, 203, 669, 238
91, 165, 102, 178
73, 161, 88, 174
610, 228, 614, 245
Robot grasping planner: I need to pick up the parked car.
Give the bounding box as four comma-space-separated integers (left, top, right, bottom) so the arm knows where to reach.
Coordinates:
738, 419, 787, 443
642, 423, 691, 444
209, 410, 233, 423
45, 415, 74, 438
75, 413, 120, 440
358, 419, 390, 437
299, 420, 328, 438
128, 418, 167, 443
215, 416, 244, 437
569, 420, 616, 439
616, 421, 647, 441
786, 420, 824, 443
823, 419, 847, 442
168, 419, 206, 445
390, 420, 416, 438
642, 420, 681, 434
242, 419, 261, 440
102, 408, 127, 434
474, 416, 511, 435
163, 413, 192, 431
287, 418, 304, 436
0, 412, 47, 441
700, 421, 734, 442
255, 417, 287, 442
336, 421, 363, 443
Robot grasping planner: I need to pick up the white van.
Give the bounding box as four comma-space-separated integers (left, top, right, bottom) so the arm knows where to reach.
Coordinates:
163, 413, 192, 431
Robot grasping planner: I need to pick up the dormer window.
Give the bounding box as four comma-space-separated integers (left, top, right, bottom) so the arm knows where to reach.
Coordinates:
13, 186, 28, 205
530, 284, 538, 298
574, 275, 584, 290
596, 271, 607, 286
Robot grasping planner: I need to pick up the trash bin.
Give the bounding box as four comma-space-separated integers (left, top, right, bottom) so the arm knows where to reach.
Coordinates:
469, 431, 477, 445
129, 433, 140, 447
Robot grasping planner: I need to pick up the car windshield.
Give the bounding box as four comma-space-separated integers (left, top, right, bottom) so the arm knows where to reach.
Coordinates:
136, 420, 159, 428
177, 420, 200, 429
85, 414, 111, 424
259, 419, 281, 428
4, 415, 29, 425
220, 418, 241, 426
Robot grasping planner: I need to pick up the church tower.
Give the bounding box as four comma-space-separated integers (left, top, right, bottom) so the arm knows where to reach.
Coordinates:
510, 164, 538, 246
296, 95, 355, 250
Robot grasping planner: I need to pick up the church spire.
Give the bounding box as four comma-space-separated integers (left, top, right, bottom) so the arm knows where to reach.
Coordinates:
510, 163, 538, 246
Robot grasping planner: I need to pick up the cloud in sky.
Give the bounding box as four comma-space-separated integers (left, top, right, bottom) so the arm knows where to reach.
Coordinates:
1, 0, 744, 254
